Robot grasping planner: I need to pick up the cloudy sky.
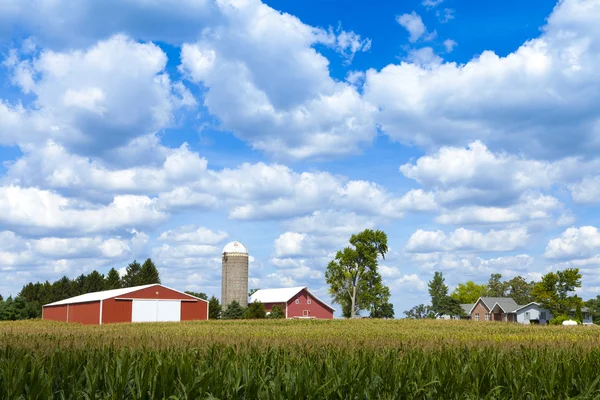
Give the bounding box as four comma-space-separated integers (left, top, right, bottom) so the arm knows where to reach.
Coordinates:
1, 0, 600, 315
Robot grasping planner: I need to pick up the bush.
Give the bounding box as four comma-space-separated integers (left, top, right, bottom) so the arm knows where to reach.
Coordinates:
549, 315, 580, 325
222, 301, 245, 320
269, 305, 285, 319
245, 301, 266, 319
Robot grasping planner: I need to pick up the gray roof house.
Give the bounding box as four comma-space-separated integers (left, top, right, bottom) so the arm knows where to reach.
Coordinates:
469, 297, 553, 324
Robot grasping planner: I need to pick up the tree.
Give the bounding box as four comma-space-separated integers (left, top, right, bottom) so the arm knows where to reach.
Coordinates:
585, 295, 600, 324
371, 302, 395, 319
505, 276, 535, 305
105, 268, 122, 290
325, 229, 389, 318
451, 281, 487, 304
245, 301, 266, 319
249, 288, 260, 297
84, 270, 105, 293
139, 258, 161, 285
437, 296, 465, 317
403, 304, 434, 319
185, 291, 208, 300
486, 273, 507, 297
208, 296, 221, 319
122, 260, 142, 288
222, 300, 245, 320
532, 268, 582, 316
0, 294, 3, 302
428, 272, 448, 314
575, 302, 583, 324
269, 305, 285, 319
369, 284, 394, 318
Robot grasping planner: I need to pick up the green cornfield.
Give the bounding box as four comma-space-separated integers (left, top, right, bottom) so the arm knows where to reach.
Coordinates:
1, 319, 600, 399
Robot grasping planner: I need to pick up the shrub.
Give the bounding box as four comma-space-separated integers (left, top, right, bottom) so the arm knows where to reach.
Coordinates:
269, 305, 285, 319
245, 301, 266, 319
222, 300, 245, 320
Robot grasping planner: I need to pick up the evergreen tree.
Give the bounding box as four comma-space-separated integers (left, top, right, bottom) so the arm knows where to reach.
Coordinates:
245, 301, 266, 319
105, 268, 122, 290
52, 276, 74, 302
84, 270, 105, 293
0, 294, 3, 302
209, 296, 221, 319
269, 305, 285, 319
73, 274, 88, 296
428, 272, 448, 314
222, 301, 245, 320
139, 258, 161, 285
122, 260, 142, 288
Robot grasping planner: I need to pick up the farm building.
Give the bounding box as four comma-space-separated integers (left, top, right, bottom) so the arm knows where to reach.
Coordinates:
249, 287, 335, 319
42, 284, 208, 325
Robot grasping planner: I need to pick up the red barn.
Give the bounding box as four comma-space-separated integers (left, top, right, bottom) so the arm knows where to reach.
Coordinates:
249, 287, 335, 319
42, 284, 208, 325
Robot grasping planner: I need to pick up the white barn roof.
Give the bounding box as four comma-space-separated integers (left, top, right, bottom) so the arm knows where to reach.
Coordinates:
43, 284, 208, 307
250, 287, 335, 311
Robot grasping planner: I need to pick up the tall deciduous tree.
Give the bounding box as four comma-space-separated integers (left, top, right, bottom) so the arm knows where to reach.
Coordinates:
403, 304, 434, 319
451, 281, 487, 303
139, 258, 161, 285
122, 260, 142, 288
532, 268, 582, 316
325, 229, 389, 318
105, 268, 122, 290
505, 276, 535, 305
208, 296, 221, 319
486, 273, 507, 297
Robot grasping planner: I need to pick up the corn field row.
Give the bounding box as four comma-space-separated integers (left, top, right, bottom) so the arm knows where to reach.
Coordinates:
1, 319, 600, 399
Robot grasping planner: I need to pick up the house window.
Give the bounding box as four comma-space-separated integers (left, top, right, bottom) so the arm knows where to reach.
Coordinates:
295, 299, 299, 304
525, 312, 530, 321
540, 312, 546, 320
303, 310, 309, 316
307, 299, 311, 305
475, 313, 479, 321
485, 313, 489, 321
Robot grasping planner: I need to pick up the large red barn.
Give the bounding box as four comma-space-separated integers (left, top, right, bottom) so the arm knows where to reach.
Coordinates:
249, 287, 335, 319
42, 284, 208, 325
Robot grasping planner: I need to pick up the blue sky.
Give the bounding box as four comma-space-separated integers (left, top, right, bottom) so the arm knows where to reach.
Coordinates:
1, 0, 600, 316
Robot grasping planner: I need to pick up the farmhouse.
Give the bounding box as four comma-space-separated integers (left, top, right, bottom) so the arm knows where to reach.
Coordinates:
42, 284, 208, 325
249, 287, 335, 319
466, 297, 552, 324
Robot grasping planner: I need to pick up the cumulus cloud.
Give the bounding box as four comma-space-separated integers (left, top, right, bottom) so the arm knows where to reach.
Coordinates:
545, 226, 600, 259
397, 12, 428, 43
405, 227, 528, 253
158, 226, 228, 245
443, 39, 457, 52
365, 0, 600, 159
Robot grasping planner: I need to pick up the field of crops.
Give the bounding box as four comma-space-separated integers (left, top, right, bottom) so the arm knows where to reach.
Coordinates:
1, 319, 600, 399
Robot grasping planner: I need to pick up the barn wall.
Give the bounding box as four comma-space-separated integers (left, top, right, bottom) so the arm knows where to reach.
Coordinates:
102, 299, 133, 324
67, 301, 101, 325
181, 300, 208, 321
120, 285, 205, 301
286, 289, 334, 319
43, 305, 68, 322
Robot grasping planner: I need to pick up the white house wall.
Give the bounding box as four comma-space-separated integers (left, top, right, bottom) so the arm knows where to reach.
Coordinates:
515, 304, 552, 325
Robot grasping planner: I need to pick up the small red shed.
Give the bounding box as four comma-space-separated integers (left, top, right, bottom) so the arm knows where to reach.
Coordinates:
42, 284, 208, 325
249, 287, 335, 319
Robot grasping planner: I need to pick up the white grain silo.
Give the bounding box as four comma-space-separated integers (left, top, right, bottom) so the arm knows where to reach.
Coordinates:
221, 241, 249, 308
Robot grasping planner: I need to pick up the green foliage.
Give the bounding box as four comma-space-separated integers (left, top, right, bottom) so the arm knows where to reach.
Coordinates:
586, 295, 600, 324
404, 304, 435, 319
84, 270, 105, 293
222, 301, 245, 320
269, 305, 285, 319
575, 303, 583, 324
209, 296, 221, 319
486, 273, 507, 297
245, 301, 266, 319
370, 302, 395, 319
428, 272, 448, 314
504, 276, 535, 305
105, 268, 122, 290
249, 288, 260, 297
549, 315, 571, 325
451, 281, 487, 303
139, 258, 161, 285
326, 229, 389, 318
185, 291, 208, 300
533, 268, 582, 316
122, 260, 142, 288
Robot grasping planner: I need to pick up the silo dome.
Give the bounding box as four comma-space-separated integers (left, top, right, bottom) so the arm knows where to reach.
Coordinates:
223, 241, 248, 254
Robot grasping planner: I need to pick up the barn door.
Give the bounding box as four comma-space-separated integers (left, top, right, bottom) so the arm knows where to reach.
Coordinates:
132, 300, 181, 322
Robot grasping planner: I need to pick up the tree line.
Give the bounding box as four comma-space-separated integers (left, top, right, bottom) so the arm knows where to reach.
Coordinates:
404, 269, 600, 324
0, 258, 161, 320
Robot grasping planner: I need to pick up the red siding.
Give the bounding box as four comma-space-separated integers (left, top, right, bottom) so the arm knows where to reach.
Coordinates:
68, 301, 101, 325
102, 299, 133, 324
42, 305, 68, 322
284, 289, 334, 319
181, 300, 208, 321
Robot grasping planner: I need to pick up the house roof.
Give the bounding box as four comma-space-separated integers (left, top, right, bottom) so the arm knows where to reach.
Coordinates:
461, 304, 474, 314
250, 287, 335, 311
43, 284, 207, 307
469, 297, 520, 314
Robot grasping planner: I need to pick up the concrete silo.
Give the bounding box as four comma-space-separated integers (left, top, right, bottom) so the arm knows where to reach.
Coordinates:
221, 241, 249, 308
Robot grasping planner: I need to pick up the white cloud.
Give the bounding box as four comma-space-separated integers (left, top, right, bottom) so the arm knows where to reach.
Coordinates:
570, 176, 600, 204
406, 47, 442, 67
545, 226, 600, 259
405, 227, 528, 253
437, 8, 455, 23
179, 0, 378, 159
274, 232, 307, 257
396, 12, 427, 43
365, 0, 600, 159
422, 0, 444, 9
443, 39, 457, 52
158, 226, 228, 245
1, 35, 191, 157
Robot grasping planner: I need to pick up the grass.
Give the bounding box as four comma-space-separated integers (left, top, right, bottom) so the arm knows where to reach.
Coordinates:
1, 319, 600, 399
